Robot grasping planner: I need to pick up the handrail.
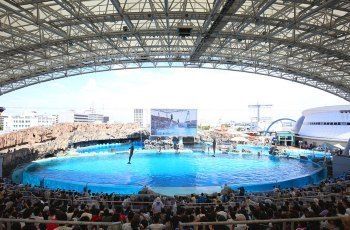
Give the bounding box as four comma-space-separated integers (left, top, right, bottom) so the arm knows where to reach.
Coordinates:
7, 186, 350, 210
18, 192, 350, 204
179, 216, 348, 229
0, 218, 121, 226
3, 178, 350, 208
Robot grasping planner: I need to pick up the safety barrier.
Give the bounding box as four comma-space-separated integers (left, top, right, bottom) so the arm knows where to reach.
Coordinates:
179, 216, 349, 230
7, 187, 350, 212
17, 191, 350, 206
0, 218, 121, 230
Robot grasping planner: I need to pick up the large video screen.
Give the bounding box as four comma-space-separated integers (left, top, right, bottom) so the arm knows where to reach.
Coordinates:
151, 109, 197, 136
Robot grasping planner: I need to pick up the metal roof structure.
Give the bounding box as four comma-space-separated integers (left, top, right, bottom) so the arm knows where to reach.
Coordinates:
0, 0, 350, 100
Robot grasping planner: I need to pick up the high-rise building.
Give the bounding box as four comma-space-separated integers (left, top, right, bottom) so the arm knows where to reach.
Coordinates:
134, 109, 143, 127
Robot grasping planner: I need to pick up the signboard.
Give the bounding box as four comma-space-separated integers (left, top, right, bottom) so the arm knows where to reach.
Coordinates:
151, 109, 197, 136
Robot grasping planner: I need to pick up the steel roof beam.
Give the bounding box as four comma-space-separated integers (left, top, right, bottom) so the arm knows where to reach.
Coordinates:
39, 13, 349, 39
0, 0, 97, 56
0, 0, 66, 38
0, 43, 350, 90
190, 0, 245, 61
235, 0, 277, 34
1, 58, 349, 101
232, 0, 343, 59
1, 30, 348, 62
0, 0, 349, 100
53, 0, 135, 62
109, 0, 149, 54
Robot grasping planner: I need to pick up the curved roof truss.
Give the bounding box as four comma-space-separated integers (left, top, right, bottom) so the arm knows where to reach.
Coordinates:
0, 0, 350, 100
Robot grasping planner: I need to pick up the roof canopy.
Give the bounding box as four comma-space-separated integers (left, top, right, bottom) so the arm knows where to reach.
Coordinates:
0, 0, 350, 100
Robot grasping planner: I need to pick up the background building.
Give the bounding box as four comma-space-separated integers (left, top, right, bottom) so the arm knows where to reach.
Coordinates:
0, 107, 5, 130
134, 109, 144, 127
0, 116, 6, 131
59, 109, 109, 124
3, 112, 58, 132
293, 105, 350, 147
0, 107, 5, 131
276, 131, 295, 146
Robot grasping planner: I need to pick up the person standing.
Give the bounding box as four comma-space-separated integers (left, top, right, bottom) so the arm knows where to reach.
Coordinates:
157, 137, 162, 153
212, 138, 217, 157
152, 197, 164, 214
127, 142, 134, 164
172, 136, 179, 152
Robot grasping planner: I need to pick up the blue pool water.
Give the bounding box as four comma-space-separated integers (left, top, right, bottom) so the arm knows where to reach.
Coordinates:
17, 145, 327, 195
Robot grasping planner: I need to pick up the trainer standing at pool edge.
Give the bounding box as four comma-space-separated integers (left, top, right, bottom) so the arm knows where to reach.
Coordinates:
127, 142, 134, 164
212, 137, 216, 157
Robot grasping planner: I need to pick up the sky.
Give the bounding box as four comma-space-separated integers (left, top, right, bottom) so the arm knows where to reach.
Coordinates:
0, 68, 348, 125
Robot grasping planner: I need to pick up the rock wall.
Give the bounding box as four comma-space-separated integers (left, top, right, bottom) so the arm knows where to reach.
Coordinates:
0, 123, 149, 177
2, 148, 39, 177
0, 123, 148, 151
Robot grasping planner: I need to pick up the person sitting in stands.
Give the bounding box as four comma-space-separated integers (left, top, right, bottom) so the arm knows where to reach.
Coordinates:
148, 214, 165, 230
32, 206, 45, 230
122, 211, 135, 230
238, 187, 245, 196
66, 206, 74, 221
80, 207, 92, 220
101, 208, 112, 222
221, 184, 232, 202
234, 213, 248, 230
130, 213, 141, 230
216, 214, 230, 230
53, 211, 72, 230
46, 207, 58, 230
91, 207, 102, 222
197, 193, 207, 203
122, 196, 132, 209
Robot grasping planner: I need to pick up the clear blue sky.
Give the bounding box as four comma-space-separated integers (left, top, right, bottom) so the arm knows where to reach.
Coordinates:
0, 68, 347, 124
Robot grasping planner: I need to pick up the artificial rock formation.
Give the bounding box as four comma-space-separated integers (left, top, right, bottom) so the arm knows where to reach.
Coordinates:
0, 123, 149, 175
0, 123, 147, 151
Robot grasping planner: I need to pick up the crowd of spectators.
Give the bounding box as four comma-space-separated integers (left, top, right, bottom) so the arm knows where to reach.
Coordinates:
1, 175, 350, 230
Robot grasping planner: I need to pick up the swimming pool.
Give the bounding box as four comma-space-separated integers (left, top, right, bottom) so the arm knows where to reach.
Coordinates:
14, 144, 327, 195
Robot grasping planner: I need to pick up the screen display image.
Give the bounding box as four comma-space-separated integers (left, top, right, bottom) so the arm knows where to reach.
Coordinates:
151, 109, 197, 136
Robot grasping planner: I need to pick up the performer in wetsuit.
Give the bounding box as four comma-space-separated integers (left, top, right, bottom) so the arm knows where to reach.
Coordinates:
212, 138, 217, 157
172, 136, 179, 152
127, 142, 135, 164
